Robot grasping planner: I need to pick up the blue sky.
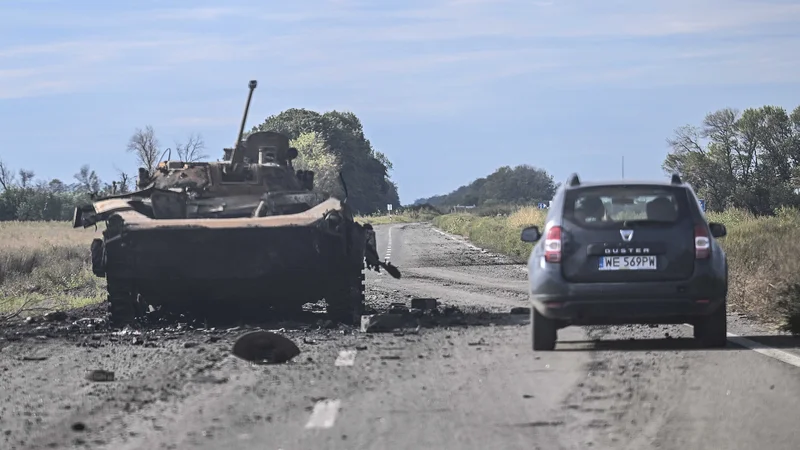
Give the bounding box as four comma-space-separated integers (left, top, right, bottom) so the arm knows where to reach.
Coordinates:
1, 0, 799, 204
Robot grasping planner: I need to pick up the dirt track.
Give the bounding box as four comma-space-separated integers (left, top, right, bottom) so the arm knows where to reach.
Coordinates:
2, 222, 800, 450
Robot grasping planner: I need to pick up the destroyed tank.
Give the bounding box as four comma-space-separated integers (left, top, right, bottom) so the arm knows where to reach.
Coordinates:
73, 80, 399, 327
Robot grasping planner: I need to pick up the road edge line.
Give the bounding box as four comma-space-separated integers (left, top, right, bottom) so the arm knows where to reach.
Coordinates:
681, 324, 800, 368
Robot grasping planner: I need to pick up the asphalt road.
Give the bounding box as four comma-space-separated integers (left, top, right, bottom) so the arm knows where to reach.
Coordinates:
2, 222, 800, 450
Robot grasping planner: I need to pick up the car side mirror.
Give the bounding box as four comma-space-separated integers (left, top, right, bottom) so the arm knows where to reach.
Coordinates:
709, 222, 726, 238
520, 226, 541, 243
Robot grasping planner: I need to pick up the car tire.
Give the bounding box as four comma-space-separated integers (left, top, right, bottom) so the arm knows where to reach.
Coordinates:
693, 299, 727, 348
531, 308, 557, 351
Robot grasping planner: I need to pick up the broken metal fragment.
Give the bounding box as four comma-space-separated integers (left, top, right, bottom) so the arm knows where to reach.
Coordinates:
360, 313, 414, 333
411, 298, 438, 311
86, 370, 115, 382
232, 331, 300, 364
43, 311, 68, 322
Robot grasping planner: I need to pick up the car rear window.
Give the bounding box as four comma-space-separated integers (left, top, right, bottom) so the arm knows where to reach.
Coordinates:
564, 185, 687, 227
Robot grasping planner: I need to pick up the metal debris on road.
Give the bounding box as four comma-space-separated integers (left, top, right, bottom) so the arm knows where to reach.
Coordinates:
232, 330, 300, 364
411, 298, 438, 311
388, 302, 408, 314
190, 375, 229, 384
361, 313, 413, 333
43, 311, 68, 322
85, 370, 115, 382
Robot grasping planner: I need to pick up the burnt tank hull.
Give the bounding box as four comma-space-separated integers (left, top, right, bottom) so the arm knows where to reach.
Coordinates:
79, 197, 372, 325
75, 79, 398, 327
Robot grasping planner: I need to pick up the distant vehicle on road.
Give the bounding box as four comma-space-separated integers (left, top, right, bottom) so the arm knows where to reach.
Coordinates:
519, 173, 728, 351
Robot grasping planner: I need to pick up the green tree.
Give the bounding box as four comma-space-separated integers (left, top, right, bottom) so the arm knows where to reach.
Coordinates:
415, 165, 556, 208
663, 105, 800, 214
291, 131, 343, 197
251, 108, 400, 214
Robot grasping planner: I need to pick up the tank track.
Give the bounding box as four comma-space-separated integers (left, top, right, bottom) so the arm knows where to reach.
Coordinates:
106, 278, 138, 327
326, 264, 366, 326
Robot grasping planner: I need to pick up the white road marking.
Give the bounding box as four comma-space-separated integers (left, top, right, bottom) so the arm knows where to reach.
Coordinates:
384, 226, 394, 262
335, 350, 357, 366
679, 324, 800, 368
304, 399, 342, 429
432, 228, 483, 251
432, 226, 528, 272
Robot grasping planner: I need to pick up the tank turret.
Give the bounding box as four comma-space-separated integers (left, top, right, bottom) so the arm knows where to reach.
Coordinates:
226, 79, 258, 175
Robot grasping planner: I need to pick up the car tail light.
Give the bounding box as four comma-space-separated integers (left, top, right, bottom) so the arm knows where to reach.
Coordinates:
544, 226, 562, 263
694, 224, 710, 259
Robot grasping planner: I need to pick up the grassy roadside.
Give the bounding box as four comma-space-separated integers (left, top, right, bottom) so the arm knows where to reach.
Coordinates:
0, 221, 106, 320
355, 208, 441, 225
433, 207, 800, 333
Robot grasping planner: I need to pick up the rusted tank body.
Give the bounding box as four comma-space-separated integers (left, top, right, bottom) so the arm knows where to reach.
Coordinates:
73, 80, 399, 326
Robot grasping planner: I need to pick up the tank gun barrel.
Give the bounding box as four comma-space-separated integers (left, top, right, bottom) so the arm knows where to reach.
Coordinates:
229, 80, 258, 168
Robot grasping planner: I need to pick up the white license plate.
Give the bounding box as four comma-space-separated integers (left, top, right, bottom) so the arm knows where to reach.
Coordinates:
598, 255, 657, 271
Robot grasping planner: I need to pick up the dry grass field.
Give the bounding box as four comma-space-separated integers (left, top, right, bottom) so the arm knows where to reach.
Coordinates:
0, 221, 106, 319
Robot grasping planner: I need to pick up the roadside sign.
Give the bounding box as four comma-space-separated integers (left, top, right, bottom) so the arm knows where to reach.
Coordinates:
387, 204, 393, 212
537, 202, 547, 209
698, 199, 706, 212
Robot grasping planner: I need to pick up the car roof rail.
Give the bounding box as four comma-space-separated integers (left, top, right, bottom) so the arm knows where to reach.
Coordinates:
670, 173, 682, 184
567, 173, 580, 187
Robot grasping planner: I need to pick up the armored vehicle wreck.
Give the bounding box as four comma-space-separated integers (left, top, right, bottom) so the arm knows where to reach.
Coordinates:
73, 80, 399, 326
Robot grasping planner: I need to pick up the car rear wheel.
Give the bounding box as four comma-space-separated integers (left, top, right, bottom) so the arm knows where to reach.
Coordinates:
693, 299, 727, 348
531, 308, 557, 351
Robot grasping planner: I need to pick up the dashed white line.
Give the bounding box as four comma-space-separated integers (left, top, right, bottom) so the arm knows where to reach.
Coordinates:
384, 226, 394, 262
304, 399, 342, 429
334, 350, 357, 366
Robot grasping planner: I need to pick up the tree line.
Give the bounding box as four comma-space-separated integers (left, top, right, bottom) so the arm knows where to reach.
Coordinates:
5, 102, 797, 222
664, 105, 800, 214
414, 165, 557, 208
0, 107, 400, 221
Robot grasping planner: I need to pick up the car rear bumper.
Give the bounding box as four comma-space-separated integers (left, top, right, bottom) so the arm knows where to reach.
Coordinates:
528, 262, 727, 324
531, 296, 723, 325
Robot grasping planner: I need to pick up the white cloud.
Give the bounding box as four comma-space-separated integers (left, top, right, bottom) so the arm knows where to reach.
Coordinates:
0, 0, 799, 105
